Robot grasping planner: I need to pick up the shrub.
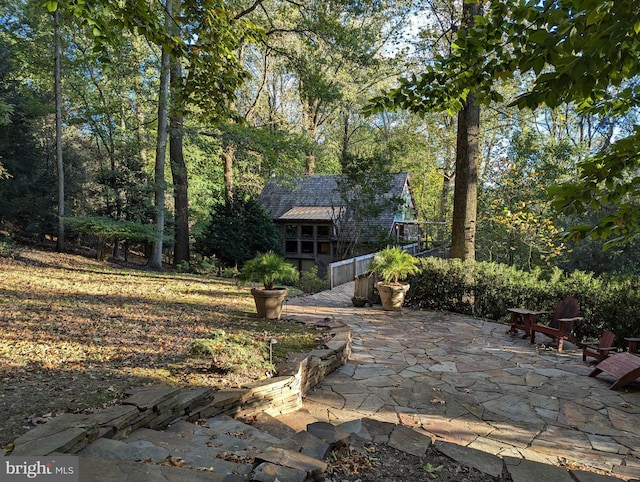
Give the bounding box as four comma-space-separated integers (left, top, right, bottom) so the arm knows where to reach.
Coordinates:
297, 266, 329, 294
473, 263, 551, 320
194, 197, 281, 268
0, 235, 16, 257
218, 266, 240, 279
590, 275, 640, 342
407, 257, 473, 314
187, 254, 219, 276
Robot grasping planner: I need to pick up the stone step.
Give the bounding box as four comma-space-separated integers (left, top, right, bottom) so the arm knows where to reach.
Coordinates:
125, 427, 254, 475
78, 412, 339, 481
164, 416, 284, 452
79, 428, 253, 476
274, 408, 321, 433
78, 455, 245, 482
83, 407, 625, 482
247, 412, 298, 441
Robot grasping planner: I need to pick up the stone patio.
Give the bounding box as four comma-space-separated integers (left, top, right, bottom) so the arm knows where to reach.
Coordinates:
282, 282, 640, 480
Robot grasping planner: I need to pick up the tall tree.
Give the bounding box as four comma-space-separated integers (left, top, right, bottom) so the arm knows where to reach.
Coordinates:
53, 8, 65, 251
367, 0, 482, 260
148, 0, 171, 270
451, 17, 480, 261
46, 0, 259, 268
170, 54, 189, 266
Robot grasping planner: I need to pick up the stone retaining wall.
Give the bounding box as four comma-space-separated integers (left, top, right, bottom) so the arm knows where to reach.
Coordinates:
10, 323, 351, 456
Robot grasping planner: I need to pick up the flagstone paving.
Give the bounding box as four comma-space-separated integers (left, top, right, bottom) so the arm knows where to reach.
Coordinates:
283, 282, 640, 481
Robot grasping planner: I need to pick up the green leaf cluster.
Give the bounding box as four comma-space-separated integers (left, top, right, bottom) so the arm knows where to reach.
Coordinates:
63, 216, 160, 242
367, 246, 421, 285
297, 266, 329, 294
238, 251, 299, 290
550, 127, 640, 246
194, 196, 281, 268
52, 0, 261, 122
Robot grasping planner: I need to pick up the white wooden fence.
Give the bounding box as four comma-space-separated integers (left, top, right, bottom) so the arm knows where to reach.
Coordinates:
327, 243, 420, 289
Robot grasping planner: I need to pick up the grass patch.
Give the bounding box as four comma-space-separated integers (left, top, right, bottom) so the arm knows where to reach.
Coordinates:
0, 248, 322, 444
190, 329, 275, 376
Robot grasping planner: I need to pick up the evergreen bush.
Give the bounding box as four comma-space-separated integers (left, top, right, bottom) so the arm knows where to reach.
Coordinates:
0, 235, 16, 257
195, 196, 281, 268
408, 257, 472, 313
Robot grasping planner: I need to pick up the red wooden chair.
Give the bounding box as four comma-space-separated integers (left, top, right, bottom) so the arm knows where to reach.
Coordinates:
530, 297, 582, 352
589, 352, 640, 390
581, 331, 616, 363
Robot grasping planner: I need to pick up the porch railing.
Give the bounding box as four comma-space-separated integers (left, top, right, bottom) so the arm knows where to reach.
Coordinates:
327, 243, 420, 289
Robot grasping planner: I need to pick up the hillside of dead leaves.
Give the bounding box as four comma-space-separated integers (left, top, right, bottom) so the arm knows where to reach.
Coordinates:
0, 247, 320, 445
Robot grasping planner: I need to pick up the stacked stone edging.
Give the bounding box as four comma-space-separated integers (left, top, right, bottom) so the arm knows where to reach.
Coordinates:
9, 321, 351, 456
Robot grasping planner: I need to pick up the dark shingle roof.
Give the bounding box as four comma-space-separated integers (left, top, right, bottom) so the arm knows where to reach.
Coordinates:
258, 173, 412, 235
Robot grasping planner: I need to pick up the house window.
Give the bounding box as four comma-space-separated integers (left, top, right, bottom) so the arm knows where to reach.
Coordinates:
317, 241, 331, 254
301, 225, 314, 238
285, 224, 297, 238
285, 240, 298, 253
283, 223, 333, 256
317, 226, 330, 238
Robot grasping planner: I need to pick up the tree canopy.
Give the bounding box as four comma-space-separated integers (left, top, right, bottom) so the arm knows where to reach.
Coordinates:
3, 0, 640, 274
368, 0, 640, 246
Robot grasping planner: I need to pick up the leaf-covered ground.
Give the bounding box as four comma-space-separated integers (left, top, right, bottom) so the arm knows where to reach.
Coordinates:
0, 248, 320, 445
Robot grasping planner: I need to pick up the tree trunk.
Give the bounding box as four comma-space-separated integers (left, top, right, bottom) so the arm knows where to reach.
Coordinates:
148, 0, 171, 270
451, 94, 479, 260
439, 170, 453, 242
450, 1, 481, 261
341, 111, 350, 160
170, 58, 190, 267
302, 99, 318, 176
306, 153, 315, 176
54, 10, 65, 252
223, 144, 235, 202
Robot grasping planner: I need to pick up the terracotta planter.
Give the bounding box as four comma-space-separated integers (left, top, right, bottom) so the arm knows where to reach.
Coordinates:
376, 282, 410, 311
250, 287, 288, 319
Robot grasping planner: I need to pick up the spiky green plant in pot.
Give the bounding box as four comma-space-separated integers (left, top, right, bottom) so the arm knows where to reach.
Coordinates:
368, 246, 421, 310
239, 252, 299, 319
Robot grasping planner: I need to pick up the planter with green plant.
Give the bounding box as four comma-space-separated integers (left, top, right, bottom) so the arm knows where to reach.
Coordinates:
238, 252, 299, 319
368, 246, 421, 311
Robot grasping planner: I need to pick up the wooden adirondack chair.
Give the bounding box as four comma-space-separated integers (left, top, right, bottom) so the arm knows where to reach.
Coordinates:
589, 352, 640, 390
581, 331, 616, 363
530, 297, 582, 352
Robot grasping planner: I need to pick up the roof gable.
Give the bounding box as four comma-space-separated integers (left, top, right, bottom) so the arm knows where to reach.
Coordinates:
259, 172, 414, 234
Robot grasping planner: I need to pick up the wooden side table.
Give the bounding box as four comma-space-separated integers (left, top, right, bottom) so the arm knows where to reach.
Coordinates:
507, 308, 548, 338
624, 337, 640, 354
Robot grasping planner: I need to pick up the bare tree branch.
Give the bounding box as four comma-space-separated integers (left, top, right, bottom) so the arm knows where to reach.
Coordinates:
234, 0, 265, 20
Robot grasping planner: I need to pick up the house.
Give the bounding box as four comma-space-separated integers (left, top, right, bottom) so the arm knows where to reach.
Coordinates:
258, 172, 419, 274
